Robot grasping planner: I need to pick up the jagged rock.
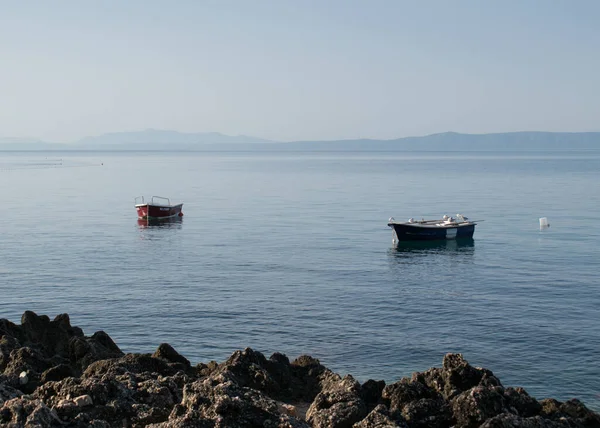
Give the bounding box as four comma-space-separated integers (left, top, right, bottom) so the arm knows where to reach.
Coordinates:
0, 319, 22, 343
41, 363, 76, 383
452, 385, 508, 428
504, 387, 542, 418
267, 351, 324, 404
414, 353, 502, 401
1, 311, 121, 380
83, 353, 181, 378
0, 397, 63, 427
3, 347, 51, 393
1, 312, 599, 427
540, 398, 563, 416
20, 311, 84, 357
20, 312, 61, 355
402, 397, 454, 428
208, 347, 335, 404
0, 334, 21, 373
196, 360, 219, 378
360, 379, 386, 412
35, 375, 134, 424
69, 331, 124, 370
90, 331, 121, 355
289, 354, 331, 402
31, 369, 187, 426
153, 343, 191, 369
539, 398, 600, 427
353, 404, 407, 427
266, 352, 294, 397
158, 375, 311, 427
214, 348, 279, 395
306, 374, 368, 428
0, 376, 22, 406
383, 378, 439, 410
4, 346, 50, 379
383, 379, 453, 428
480, 413, 569, 427
559, 398, 600, 426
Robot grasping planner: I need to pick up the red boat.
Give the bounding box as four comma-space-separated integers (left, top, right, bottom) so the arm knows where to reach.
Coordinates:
135, 196, 183, 221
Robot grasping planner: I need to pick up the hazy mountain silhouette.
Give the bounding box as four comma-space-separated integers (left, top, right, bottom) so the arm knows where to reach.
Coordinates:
75, 129, 273, 149
280, 131, 600, 151
1, 130, 599, 151
0, 137, 63, 150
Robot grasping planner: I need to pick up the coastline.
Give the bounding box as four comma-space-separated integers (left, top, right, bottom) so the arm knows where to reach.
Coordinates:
1, 311, 598, 427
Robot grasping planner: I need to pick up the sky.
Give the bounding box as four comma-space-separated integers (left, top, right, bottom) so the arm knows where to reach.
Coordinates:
1, 0, 599, 143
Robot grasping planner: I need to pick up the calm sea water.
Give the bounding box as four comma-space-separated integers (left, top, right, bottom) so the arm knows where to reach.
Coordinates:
1, 150, 599, 410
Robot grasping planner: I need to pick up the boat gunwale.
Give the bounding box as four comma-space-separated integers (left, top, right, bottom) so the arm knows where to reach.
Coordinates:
387, 221, 477, 229
135, 202, 183, 208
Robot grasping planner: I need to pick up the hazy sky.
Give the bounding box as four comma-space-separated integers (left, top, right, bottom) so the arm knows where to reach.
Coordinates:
1, 1, 599, 142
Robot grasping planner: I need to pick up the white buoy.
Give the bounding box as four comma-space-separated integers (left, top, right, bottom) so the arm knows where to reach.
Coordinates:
539, 217, 550, 229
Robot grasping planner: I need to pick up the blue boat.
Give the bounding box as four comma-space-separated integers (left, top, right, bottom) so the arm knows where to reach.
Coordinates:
387, 214, 479, 242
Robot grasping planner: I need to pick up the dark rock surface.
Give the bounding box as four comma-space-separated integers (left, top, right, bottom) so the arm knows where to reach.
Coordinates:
1, 311, 598, 427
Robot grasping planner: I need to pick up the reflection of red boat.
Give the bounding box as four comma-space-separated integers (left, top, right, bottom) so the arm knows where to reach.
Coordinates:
135, 196, 183, 220
137, 217, 182, 229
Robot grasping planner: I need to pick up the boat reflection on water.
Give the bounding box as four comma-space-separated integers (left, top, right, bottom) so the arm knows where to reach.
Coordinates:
387, 238, 476, 295
393, 237, 474, 253
137, 217, 183, 230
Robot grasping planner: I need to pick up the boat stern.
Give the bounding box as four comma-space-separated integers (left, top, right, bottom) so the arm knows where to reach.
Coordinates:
136, 204, 149, 220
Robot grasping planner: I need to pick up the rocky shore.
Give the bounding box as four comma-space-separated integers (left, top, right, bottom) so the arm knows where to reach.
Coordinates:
1, 312, 598, 428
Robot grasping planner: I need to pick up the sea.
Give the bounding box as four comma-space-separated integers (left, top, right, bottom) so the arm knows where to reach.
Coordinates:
1, 150, 599, 410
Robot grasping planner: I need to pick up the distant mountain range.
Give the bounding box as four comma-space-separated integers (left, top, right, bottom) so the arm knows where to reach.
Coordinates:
0, 130, 272, 151
279, 131, 600, 151
1, 130, 599, 151
0, 137, 62, 150
75, 129, 273, 148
